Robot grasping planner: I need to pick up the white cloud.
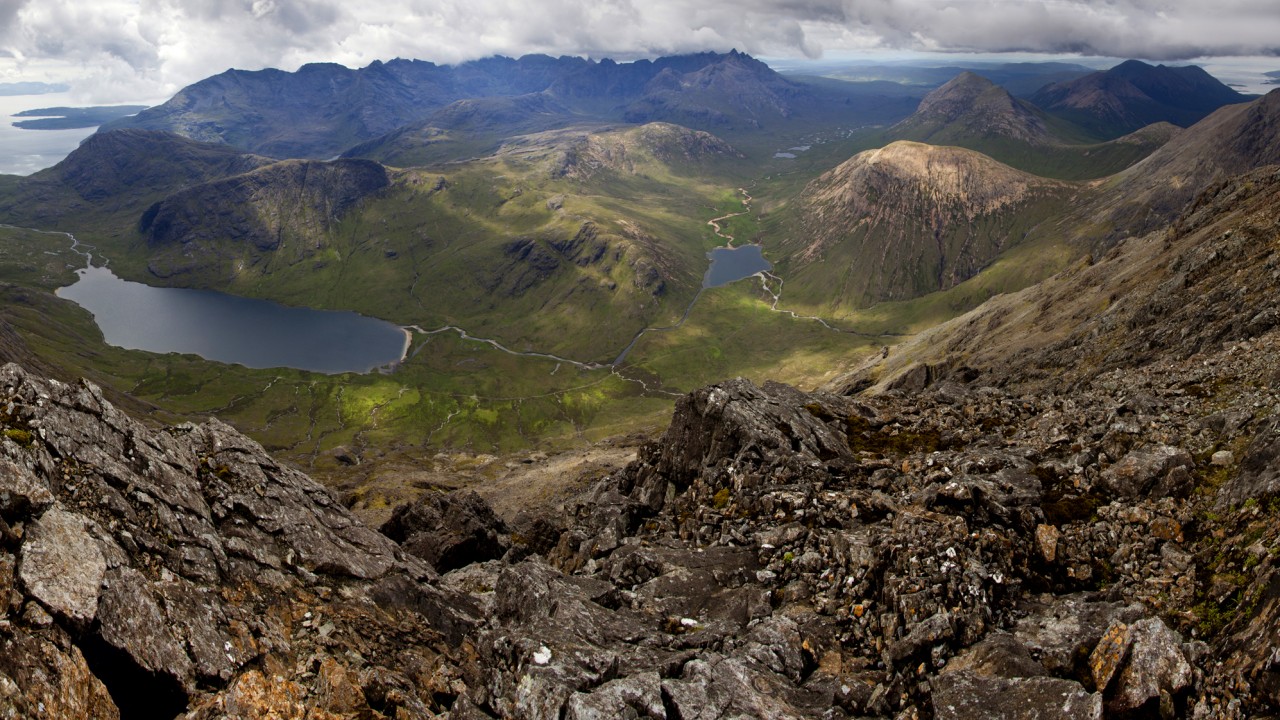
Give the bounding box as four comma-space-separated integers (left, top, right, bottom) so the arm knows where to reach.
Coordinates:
0, 0, 1275, 103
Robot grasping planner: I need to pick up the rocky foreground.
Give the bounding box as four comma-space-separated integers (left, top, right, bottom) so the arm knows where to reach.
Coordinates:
2, 305, 1280, 719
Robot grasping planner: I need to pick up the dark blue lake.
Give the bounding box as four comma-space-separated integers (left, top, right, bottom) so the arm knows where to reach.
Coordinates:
57, 266, 408, 374
704, 245, 772, 287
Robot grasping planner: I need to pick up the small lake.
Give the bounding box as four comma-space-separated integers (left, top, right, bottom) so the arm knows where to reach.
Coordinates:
57, 265, 408, 374
704, 245, 772, 287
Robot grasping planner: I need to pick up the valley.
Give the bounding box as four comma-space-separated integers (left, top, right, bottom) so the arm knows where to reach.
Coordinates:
0, 53, 1258, 510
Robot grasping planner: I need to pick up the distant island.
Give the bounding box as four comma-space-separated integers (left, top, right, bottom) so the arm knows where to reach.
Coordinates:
12, 105, 149, 130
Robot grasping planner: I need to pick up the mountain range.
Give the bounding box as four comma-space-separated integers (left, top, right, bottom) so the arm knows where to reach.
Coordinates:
108, 50, 913, 160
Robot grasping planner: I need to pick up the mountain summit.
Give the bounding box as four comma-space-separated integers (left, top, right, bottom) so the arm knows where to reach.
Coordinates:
891, 71, 1051, 145
786, 140, 1072, 307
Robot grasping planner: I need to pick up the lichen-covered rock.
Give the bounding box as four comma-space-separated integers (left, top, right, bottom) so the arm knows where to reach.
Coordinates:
1097, 445, 1193, 499
0, 457, 53, 519
0, 628, 118, 720
1014, 595, 1146, 678
1090, 619, 1131, 694
931, 672, 1102, 719
563, 672, 665, 720
1219, 418, 1280, 507
0, 364, 459, 716
17, 507, 105, 628
942, 633, 1046, 679
1108, 617, 1193, 714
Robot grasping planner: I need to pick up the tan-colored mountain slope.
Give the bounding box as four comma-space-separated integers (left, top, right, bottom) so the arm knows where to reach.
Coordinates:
831, 163, 1280, 395
783, 140, 1075, 308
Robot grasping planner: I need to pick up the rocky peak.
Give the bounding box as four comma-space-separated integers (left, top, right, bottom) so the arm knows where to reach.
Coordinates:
894, 71, 1050, 144
915, 72, 1005, 118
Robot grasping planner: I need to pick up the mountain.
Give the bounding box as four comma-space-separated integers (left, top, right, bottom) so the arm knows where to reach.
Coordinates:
341, 93, 589, 168
8, 163, 1280, 715
552, 122, 744, 180
108, 51, 840, 160
779, 141, 1074, 309
8, 44, 1280, 718
139, 158, 391, 274
884, 72, 1174, 180
1086, 89, 1280, 243
800, 60, 1094, 96
827, 91, 1280, 394
891, 71, 1053, 145
841, 162, 1280, 398
1031, 59, 1251, 139
618, 50, 808, 129
0, 129, 272, 226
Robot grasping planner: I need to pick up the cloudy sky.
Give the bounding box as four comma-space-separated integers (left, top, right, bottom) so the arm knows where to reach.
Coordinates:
1, 0, 1278, 102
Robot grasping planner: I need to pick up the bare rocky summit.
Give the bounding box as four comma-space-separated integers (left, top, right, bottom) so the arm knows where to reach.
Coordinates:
789, 141, 1073, 305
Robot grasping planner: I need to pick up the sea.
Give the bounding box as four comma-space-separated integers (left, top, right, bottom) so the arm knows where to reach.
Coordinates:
0, 92, 106, 175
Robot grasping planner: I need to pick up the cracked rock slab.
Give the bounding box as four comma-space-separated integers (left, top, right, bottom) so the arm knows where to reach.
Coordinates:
18, 507, 105, 627
931, 672, 1102, 720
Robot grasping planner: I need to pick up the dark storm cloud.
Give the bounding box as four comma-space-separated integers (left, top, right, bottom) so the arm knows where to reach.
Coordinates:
0, 0, 1277, 101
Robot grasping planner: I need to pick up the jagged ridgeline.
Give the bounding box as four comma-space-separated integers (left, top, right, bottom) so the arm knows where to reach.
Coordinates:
104, 50, 917, 159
